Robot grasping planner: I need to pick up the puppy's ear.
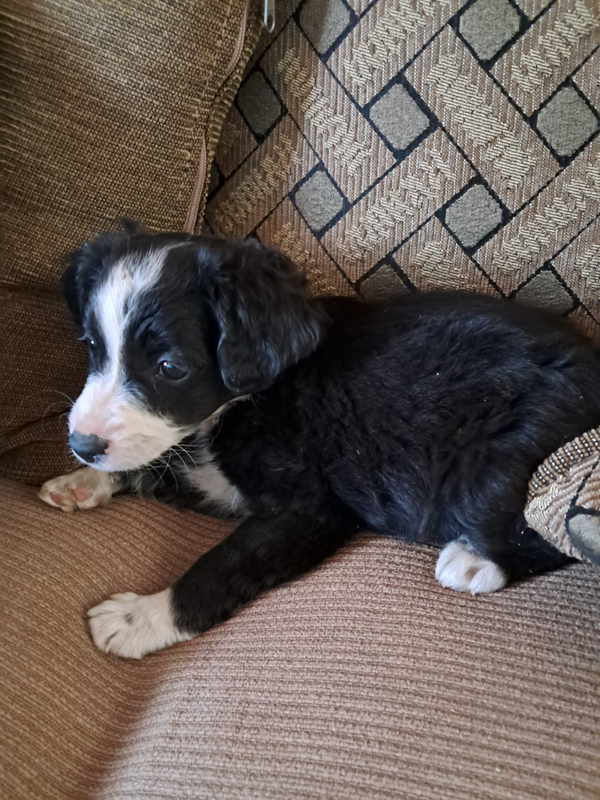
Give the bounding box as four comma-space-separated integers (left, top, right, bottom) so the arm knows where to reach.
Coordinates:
62, 233, 113, 329
118, 217, 145, 235
205, 239, 326, 394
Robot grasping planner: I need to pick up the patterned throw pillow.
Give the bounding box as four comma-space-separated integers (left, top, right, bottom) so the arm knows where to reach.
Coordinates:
526, 428, 600, 567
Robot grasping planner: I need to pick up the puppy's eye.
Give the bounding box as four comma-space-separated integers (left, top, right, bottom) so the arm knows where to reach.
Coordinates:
159, 361, 188, 381
79, 335, 98, 354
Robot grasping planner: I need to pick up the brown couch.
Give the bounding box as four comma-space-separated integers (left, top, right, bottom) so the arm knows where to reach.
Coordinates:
1, 2, 599, 798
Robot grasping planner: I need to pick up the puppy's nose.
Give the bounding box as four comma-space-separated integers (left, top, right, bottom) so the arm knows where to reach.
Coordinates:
69, 431, 109, 463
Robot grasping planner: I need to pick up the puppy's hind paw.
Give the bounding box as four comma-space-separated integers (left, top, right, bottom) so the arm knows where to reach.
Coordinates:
435, 539, 507, 595
39, 467, 115, 512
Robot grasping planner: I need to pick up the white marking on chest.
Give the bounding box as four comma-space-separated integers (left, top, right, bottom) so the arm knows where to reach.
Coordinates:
188, 457, 246, 515
186, 397, 251, 514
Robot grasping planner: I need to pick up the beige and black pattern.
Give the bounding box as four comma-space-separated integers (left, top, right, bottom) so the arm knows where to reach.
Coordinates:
207, 0, 599, 333
526, 427, 600, 565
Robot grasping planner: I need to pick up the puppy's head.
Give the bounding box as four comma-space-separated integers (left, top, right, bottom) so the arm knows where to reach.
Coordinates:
64, 223, 325, 472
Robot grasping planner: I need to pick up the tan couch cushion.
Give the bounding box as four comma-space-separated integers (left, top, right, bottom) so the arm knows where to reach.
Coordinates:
0, 478, 233, 799
0, 0, 261, 484
0, 287, 87, 483
1, 478, 599, 799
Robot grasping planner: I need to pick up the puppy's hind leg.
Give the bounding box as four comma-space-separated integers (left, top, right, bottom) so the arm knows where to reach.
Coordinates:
435, 537, 507, 594
477, 519, 573, 584
435, 512, 571, 594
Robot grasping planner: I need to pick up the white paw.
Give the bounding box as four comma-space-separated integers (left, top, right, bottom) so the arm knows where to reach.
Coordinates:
39, 467, 115, 512
435, 539, 507, 595
87, 589, 192, 659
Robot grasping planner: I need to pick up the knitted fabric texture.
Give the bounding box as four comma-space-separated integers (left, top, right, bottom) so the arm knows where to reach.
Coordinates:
1, 479, 599, 800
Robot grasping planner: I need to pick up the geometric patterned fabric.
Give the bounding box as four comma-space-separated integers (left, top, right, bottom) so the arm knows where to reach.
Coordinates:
207, 0, 599, 339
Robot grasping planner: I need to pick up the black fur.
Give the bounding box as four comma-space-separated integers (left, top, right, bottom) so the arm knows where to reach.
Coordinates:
206, 242, 326, 393
64, 227, 600, 639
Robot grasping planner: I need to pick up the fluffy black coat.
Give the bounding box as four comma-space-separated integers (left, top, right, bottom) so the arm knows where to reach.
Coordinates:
63, 229, 600, 639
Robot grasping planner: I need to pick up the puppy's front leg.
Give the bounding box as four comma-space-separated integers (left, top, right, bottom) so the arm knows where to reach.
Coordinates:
88, 513, 357, 659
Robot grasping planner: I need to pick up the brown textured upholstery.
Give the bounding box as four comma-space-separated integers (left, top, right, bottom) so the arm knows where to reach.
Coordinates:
0, 0, 261, 484
0, 478, 232, 799
1, 478, 599, 799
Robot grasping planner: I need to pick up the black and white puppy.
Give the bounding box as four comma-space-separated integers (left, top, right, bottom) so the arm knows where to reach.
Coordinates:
40, 225, 600, 658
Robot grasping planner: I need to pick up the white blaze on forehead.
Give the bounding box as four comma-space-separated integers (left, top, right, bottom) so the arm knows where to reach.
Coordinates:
93, 247, 169, 376
69, 246, 192, 472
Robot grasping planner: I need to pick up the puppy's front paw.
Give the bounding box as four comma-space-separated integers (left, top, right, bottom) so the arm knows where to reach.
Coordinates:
87, 589, 192, 659
435, 539, 507, 595
39, 467, 115, 512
